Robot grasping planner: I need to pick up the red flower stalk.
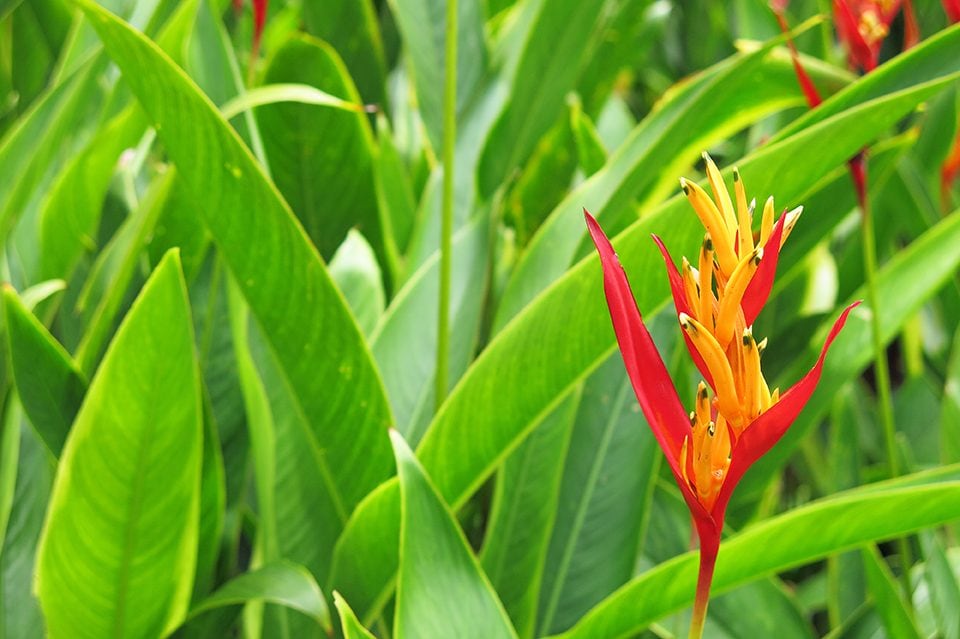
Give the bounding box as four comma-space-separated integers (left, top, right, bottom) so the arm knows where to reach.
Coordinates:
585, 155, 858, 638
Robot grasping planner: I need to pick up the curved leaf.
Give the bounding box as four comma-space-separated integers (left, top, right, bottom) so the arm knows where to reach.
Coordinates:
78, 0, 395, 513
35, 251, 202, 639
392, 430, 517, 639
556, 480, 960, 639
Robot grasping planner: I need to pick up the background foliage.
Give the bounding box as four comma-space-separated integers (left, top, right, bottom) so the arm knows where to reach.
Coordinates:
1, 0, 960, 637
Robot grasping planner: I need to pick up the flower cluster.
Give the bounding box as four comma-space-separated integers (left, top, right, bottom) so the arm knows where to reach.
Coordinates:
585, 154, 857, 637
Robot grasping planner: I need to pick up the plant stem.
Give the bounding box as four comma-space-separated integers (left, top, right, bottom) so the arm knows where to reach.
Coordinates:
436, 0, 457, 411
689, 533, 719, 639
854, 155, 914, 609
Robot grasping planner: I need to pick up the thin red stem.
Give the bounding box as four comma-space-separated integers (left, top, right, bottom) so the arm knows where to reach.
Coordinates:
689, 529, 720, 639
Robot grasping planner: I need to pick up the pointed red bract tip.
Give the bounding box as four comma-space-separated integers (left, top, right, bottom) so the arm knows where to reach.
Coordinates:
712, 301, 861, 516
742, 211, 786, 325
772, 8, 823, 108
584, 211, 693, 485
651, 235, 715, 389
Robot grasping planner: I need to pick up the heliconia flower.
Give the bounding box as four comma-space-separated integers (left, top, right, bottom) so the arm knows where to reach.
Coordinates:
585, 154, 859, 638
252, 0, 268, 53
833, 0, 908, 71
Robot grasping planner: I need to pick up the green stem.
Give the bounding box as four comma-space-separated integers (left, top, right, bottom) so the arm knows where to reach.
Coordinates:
857, 157, 915, 610
436, 0, 457, 410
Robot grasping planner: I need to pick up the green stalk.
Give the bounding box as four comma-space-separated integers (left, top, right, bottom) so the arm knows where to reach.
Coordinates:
436, 0, 457, 410
857, 160, 914, 610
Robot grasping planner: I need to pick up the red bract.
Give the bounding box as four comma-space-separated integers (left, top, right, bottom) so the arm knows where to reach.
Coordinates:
833, 0, 903, 71
584, 157, 859, 637
946, 0, 960, 23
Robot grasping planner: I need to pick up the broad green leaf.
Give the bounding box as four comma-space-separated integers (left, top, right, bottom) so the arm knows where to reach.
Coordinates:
330, 59, 960, 621
481, 390, 580, 639
79, 0, 394, 512
35, 251, 201, 639
333, 592, 377, 639
258, 35, 388, 266
188, 561, 330, 630
0, 424, 54, 639
301, 0, 386, 106
477, 0, 608, 196
192, 396, 225, 602
387, 0, 487, 152
371, 218, 488, 444
555, 481, 960, 639
73, 169, 176, 376
3, 286, 85, 457
861, 545, 921, 639
537, 353, 661, 636
329, 230, 385, 338
37, 103, 147, 281
391, 430, 518, 639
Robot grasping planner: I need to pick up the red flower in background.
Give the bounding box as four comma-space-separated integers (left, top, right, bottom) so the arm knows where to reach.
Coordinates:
833, 0, 916, 71
945, 0, 960, 22
585, 154, 858, 638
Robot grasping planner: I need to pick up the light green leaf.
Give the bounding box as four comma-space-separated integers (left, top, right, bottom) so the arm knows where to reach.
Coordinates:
482, 390, 580, 639
35, 250, 202, 639
78, 0, 394, 513
861, 545, 921, 639
477, 0, 608, 196
188, 560, 330, 631
329, 230, 386, 338
3, 286, 85, 457
556, 480, 960, 639
388, 0, 487, 152
391, 430, 518, 639
220, 82, 367, 119
333, 592, 377, 639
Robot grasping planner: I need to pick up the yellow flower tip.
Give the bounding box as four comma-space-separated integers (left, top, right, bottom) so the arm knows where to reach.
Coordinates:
680, 176, 690, 195
780, 205, 804, 248
678, 312, 694, 330
757, 336, 768, 355
733, 167, 740, 182
753, 246, 764, 266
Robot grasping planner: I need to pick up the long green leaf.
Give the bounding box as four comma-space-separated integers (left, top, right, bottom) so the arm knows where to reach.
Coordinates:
35, 251, 201, 639
333, 592, 377, 639
2, 286, 85, 457
392, 430, 517, 639
861, 545, 921, 639
556, 481, 960, 639
78, 0, 395, 513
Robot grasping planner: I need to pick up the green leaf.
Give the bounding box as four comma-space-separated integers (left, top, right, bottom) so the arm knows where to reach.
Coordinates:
372, 218, 488, 443
918, 531, 960, 639
35, 250, 202, 639
481, 390, 579, 639
188, 561, 331, 631
78, 0, 394, 513
861, 545, 921, 639
388, 0, 487, 152
941, 325, 960, 463
477, 0, 608, 196
1, 423, 54, 638
391, 430, 518, 639
333, 592, 377, 639
300, 0, 386, 107
220, 83, 368, 119
329, 230, 386, 338
555, 480, 960, 639
258, 35, 387, 266
2, 286, 86, 457
536, 353, 661, 636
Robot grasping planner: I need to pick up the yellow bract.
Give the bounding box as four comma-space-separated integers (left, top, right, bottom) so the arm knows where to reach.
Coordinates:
676, 154, 797, 510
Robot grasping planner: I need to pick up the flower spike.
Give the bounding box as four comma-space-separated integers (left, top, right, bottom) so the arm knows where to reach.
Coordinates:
585, 155, 859, 639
